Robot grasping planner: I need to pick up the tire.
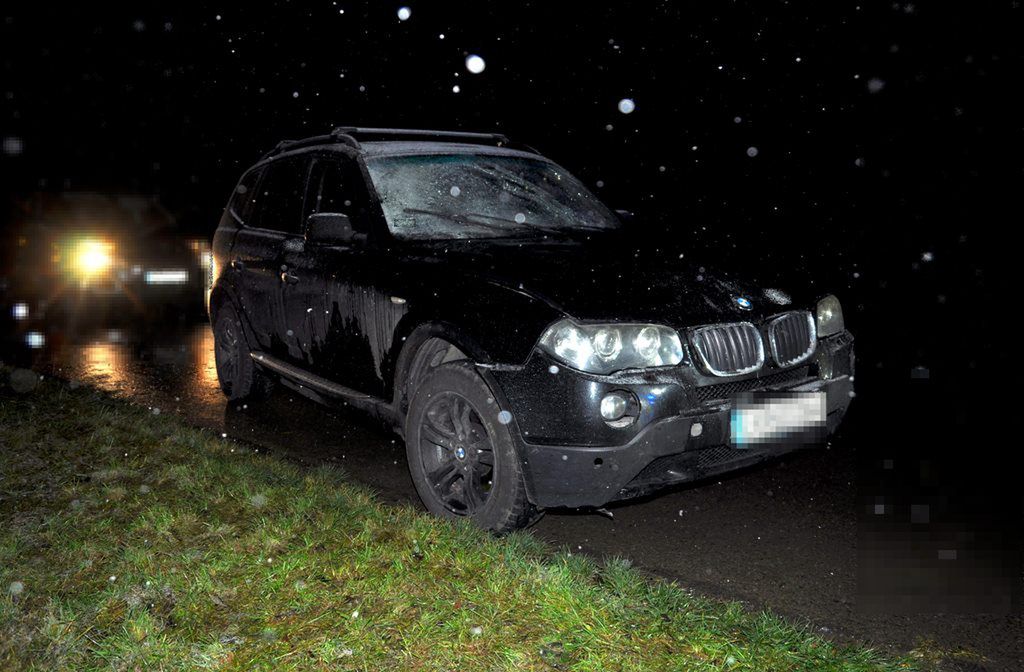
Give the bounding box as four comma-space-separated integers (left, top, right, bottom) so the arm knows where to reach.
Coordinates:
212, 304, 274, 401
405, 362, 542, 533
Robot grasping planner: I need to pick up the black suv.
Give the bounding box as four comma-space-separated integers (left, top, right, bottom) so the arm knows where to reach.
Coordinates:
210, 127, 854, 532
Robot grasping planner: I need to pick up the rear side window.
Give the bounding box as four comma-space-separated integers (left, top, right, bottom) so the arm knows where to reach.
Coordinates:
228, 166, 264, 224
249, 156, 311, 234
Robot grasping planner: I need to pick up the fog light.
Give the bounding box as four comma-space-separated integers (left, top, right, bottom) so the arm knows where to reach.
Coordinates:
600, 392, 629, 421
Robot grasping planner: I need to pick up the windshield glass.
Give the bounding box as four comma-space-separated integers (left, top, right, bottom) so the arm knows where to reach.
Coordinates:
365, 154, 621, 240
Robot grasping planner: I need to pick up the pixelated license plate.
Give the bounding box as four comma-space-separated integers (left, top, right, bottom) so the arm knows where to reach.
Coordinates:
730, 392, 826, 447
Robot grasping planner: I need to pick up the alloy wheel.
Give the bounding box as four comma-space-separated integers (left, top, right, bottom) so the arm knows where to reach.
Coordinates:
418, 391, 495, 514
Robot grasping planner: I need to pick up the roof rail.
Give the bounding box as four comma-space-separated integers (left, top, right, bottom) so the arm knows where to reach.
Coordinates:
332, 126, 511, 146
261, 127, 538, 161
260, 131, 361, 161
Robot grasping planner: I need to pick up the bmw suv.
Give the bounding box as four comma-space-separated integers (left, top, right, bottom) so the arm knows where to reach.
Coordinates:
209, 127, 854, 532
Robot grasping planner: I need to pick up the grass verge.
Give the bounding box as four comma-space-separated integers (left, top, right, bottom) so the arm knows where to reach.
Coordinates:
0, 370, 916, 671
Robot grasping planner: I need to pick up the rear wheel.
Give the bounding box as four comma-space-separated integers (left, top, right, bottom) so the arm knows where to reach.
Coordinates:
405, 362, 541, 533
213, 304, 274, 401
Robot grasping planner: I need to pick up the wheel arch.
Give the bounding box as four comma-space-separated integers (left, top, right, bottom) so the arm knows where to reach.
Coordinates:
388, 320, 485, 420
208, 284, 260, 354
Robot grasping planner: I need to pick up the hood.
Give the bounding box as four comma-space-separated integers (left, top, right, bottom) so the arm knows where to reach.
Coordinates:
400, 241, 809, 328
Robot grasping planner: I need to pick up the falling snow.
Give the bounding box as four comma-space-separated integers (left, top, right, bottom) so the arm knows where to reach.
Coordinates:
465, 55, 486, 74
617, 98, 635, 114
2, 136, 24, 156
397, 6, 411, 21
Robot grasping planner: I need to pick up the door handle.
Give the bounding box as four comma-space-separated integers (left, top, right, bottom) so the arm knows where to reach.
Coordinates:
231, 258, 246, 271
281, 271, 299, 284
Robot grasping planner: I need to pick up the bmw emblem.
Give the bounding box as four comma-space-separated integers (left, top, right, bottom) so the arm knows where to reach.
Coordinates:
734, 296, 753, 311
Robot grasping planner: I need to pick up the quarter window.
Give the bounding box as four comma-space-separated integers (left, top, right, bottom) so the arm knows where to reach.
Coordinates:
228, 166, 264, 224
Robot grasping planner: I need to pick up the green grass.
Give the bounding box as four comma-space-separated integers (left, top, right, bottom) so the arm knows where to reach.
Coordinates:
0, 370, 918, 671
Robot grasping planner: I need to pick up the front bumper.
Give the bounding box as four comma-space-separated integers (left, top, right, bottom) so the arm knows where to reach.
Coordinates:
486, 331, 854, 508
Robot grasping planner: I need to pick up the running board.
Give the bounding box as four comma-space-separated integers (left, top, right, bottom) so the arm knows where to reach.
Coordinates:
250, 352, 373, 401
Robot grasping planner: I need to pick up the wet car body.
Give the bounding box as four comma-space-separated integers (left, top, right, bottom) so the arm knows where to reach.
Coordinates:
210, 128, 854, 528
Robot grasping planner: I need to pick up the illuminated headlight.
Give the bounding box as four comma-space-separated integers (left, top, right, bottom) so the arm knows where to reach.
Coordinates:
144, 269, 189, 285
73, 239, 114, 278
538, 319, 686, 374
12, 302, 28, 320
815, 295, 845, 338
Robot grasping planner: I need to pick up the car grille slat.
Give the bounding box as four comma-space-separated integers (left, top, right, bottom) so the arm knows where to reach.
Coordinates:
689, 322, 764, 377
768, 311, 816, 367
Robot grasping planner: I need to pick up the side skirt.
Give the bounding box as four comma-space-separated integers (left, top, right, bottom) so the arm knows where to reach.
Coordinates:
250, 351, 398, 427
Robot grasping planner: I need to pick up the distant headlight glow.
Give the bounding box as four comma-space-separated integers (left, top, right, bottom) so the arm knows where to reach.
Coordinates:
73, 239, 114, 278
539, 319, 686, 374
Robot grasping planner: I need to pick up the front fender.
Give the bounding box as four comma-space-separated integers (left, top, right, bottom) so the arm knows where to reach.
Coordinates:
381, 280, 563, 400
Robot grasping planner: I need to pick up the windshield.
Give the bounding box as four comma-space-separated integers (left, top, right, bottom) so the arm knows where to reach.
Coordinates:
365, 153, 621, 240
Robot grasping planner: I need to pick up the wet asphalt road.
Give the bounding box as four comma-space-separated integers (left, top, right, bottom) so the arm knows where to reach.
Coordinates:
14, 321, 1021, 670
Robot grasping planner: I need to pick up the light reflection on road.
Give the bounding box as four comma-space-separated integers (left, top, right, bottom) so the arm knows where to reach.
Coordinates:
35, 322, 228, 428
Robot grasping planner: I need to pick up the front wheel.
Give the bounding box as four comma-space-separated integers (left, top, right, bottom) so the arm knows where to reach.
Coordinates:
405, 362, 541, 533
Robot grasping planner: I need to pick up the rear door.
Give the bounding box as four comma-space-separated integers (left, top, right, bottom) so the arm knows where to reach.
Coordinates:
229, 154, 312, 357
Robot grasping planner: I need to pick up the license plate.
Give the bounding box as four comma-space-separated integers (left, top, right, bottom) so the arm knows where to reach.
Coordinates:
730, 392, 826, 447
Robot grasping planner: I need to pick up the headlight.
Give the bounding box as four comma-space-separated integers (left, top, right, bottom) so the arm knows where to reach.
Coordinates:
71, 238, 114, 279
538, 319, 686, 374
815, 295, 845, 338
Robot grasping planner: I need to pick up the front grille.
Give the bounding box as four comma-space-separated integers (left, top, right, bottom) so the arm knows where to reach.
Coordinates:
694, 366, 812, 402
767, 311, 816, 367
689, 322, 764, 377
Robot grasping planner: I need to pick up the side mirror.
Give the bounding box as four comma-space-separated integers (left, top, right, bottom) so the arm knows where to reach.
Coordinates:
306, 212, 358, 244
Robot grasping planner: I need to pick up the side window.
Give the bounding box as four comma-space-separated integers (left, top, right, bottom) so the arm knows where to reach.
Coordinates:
227, 166, 264, 224
249, 156, 311, 234
305, 156, 369, 232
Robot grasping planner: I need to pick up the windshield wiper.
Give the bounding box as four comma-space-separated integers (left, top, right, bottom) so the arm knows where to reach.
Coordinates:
401, 208, 512, 234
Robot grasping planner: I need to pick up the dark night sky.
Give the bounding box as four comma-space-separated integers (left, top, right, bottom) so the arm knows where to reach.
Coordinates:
1, 1, 1018, 397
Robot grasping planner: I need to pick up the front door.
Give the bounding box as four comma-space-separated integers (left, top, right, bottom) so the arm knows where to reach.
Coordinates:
280, 152, 401, 396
